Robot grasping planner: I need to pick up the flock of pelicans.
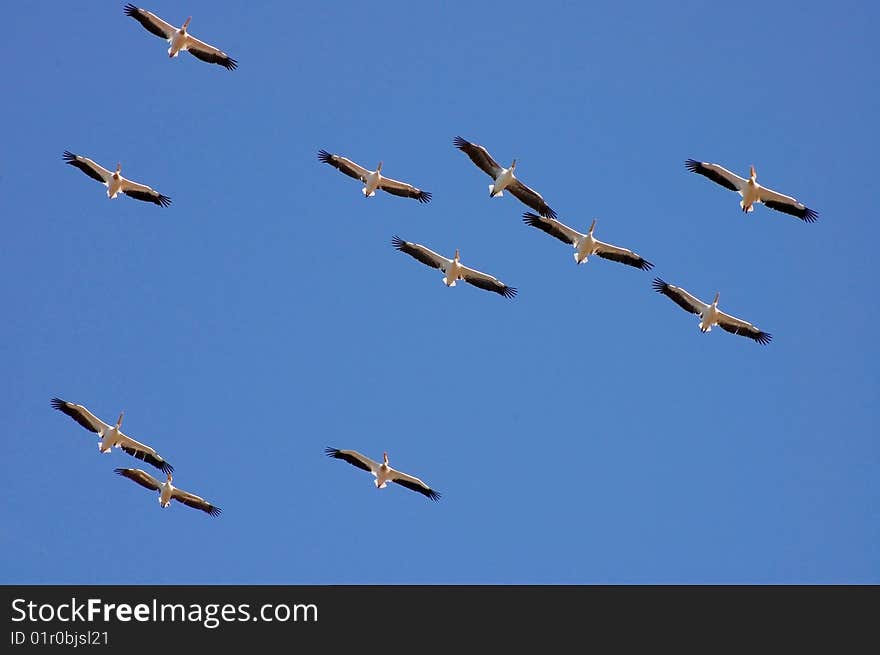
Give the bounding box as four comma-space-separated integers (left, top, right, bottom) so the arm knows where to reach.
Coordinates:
53, 5, 820, 511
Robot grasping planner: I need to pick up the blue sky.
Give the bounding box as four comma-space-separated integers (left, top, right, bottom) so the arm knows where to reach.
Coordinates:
2, 1, 877, 584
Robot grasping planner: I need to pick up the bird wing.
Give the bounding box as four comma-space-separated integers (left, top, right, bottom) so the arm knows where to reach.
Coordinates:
684, 159, 748, 192
716, 310, 773, 345
183, 34, 238, 70
459, 264, 517, 299
325, 447, 381, 474
123, 4, 176, 39
453, 136, 502, 178
521, 212, 581, 245
593, 239, 654, 271
51, 397, 109, 434
756, 185, 818, 223
389, 469, 441, 501
63, 151, 112, 185
115, 467, 162, 492
317, 150, 371, 182
507, 179, 557, 219
171, 487, 222, 516
652, 278, 707, 316
378, 176, 432, 203
119, 177, 172, 207
116, 433, 173, 475
391, 236, 450, 271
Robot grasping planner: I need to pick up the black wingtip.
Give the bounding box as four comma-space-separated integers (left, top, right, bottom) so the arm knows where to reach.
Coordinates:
391, 235, 406, 250
756, 332, 773, 345
684, 158, 701, 173
639, 259, 655, 272
113, 467, 128, 476
651, 277, 668, 293
324, 447, 341, 458
62, 151, 77, 163
206, 506, 222, 517
417, 191, 432, 204
802, 208, 819, 223
502, 286, 518, 299
452, 136, 468, 150
317, 149, 333, 164
427, 489, 441, 502
543, 207, 558, 220
123, 3, 138, 17
156, 194, 172, 208
50, 397, 66, 410
223, 57, 238, 71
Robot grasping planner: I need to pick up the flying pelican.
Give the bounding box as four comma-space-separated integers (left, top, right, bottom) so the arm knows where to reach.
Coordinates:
51, 398, 174, 473
453, 136, 557, 218
317, 150, 431, 203
392, 236, 517, 298
325, 448, 441, 501
63, 151, 171, 207
522, 212, 654, 270
123, 4, 238, 70
684, 159, 818, 223
652, 278, 772, 344
115, 468, 221, 516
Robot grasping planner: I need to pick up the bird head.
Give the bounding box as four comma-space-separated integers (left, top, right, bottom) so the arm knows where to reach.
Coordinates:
510, 159, 517, 171
588, 218, 597, 234
377, 161, 383, 173
749, 165, 757, 181
453, 249, 460, 263
713, 292, 720, 306
182, 16, 191, 31
383, 452, 389, 466
116, 411, 124, 429
114, 162, 121, 178
166, 472, 173, 484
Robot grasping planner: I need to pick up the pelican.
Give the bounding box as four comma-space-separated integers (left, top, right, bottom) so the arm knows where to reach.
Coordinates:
115, 468, 221, 516
522, 212, 654, 270
684, 159, 818, 223
392, 236, 517, 298
123, 4, 238, 70
63, 151, 171, 207
453, 136, 557, 218
51, 398, 174, 473
317, 150, 431, 203
652, 278, 772, 344
325, 448, 440, 501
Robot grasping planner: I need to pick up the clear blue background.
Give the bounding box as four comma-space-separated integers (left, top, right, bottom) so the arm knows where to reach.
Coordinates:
2, 1, 877, 584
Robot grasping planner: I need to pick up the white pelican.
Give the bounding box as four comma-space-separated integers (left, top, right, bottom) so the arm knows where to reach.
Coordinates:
63, 151, 171, 207
522, 212, 654, 270
685, 159, 818, 223
123, 4, 238, 70
652, 278, 772, 344
317, 150, 431, 203
325, 448, 441, 501
392, 236, 517, 298
115, 468, 221, 516
51, 398, 174, 473
453, 136, 557, 218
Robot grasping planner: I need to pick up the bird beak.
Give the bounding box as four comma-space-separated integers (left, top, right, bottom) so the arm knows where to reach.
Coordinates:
383, 452, 389, 464
750, 165, 756, 179
511, 159, 517, 169
377, 161, 383, 172
116, 162, 121, 174
167, 472, 173, 483
589, 219, 597, 233
454, 249, 460, 261
183, 16, 191, 29
714, 292, 720, 305
116, 411, 124, 428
